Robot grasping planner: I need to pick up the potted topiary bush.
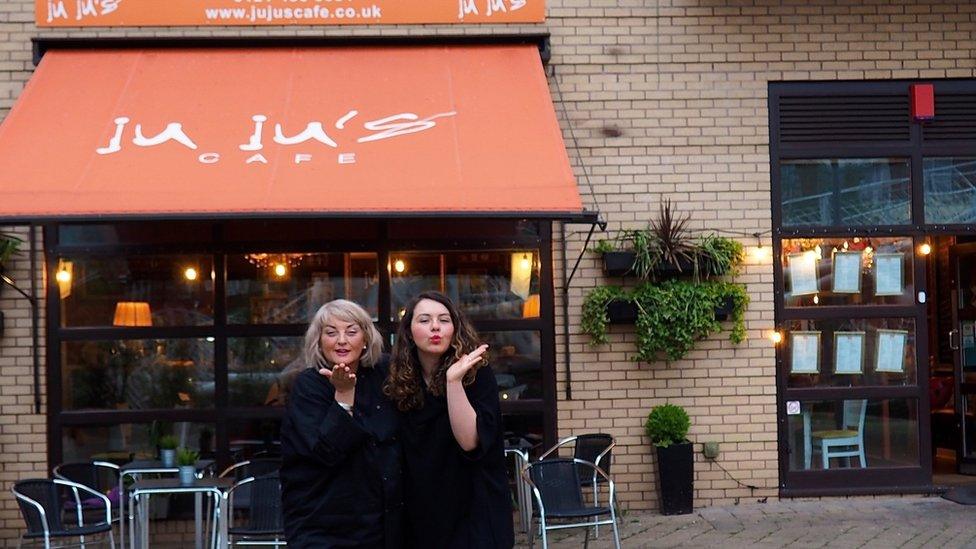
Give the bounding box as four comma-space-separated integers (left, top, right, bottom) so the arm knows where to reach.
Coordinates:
645, 403, 693, 515
176, 448, 199, 485
159, 435, 178, 467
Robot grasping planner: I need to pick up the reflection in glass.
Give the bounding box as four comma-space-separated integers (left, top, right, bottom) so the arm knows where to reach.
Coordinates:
61, 422, 214, 463
62, 339, 214, 410
781, 159, 910, 226
391, 250, 541, 321
228, 337, 304, 407
483, 331, 542, 400
924, 158, 976, 224
59, 255, 214, 327
781, 237, 914, 307
786, 399, 918, 471
227, 253, 378, 324
228, 418, 282, 461
784, 318, 916, 388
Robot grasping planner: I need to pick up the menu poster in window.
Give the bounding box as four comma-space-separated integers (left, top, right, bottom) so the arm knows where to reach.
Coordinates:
790, 331, 821, 374
788, 252, 819, 296
875, 329, 908, 373
834, 331, 865, 374
874, 253, 904, 296
832, 251, 863, 294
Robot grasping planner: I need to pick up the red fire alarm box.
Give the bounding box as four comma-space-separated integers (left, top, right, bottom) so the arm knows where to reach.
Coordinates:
911, 84, 935, 121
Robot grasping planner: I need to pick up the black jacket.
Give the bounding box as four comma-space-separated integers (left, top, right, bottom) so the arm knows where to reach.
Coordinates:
280, 359, 402, 548
400, 366, 515, 549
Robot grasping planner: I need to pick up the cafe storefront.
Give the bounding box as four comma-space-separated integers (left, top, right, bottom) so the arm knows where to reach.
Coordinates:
0, 42, 593, 469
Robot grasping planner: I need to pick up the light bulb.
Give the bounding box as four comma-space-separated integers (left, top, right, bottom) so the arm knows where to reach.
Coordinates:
274, 263, 288, 277
919, 243, 932, 256
184, 267, 198, 281
770, 331, 783, 344
394, 259, 406, 273
521, 254, 531, 270
55, 269, 71, 283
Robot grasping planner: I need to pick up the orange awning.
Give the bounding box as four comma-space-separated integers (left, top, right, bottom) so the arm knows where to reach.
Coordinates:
0, 45, 586, 221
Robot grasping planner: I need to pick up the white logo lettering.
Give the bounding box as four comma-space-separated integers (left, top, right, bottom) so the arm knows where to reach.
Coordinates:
96, 116, 129, 155
338, 153, 356, 164
358, 112, 457, 144
198, 152, 220, 164
134, 122, 198, 150
47, 0, 68, 22
458, 0, 478, 19
274, 122, 337, 148
294, 153, 313, 164
240, 115, 267, 151
509, 0, 526, 10
335, 110, 358, 130
486, 0, 506, 16
246, 153, 269, 164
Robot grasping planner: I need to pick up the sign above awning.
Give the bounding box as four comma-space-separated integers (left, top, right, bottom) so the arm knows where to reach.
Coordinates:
36, 0, 544, 27
0, 45, 585, 221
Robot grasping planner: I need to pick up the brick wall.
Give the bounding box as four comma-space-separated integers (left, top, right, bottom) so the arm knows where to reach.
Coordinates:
1, 0, 976, 541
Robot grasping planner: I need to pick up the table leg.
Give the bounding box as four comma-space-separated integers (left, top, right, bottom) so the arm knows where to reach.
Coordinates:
141, 494, 149, 549
218, 492, 229, 549
195, 492, 203, 549
128, 491, 135, 549
118, 476, 125, 549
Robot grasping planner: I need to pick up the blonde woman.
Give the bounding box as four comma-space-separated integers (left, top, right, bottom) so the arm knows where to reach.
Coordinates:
281, 299, 401, 548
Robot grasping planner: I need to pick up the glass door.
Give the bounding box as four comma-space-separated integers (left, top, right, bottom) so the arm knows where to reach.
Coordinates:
949, 243, 976, 473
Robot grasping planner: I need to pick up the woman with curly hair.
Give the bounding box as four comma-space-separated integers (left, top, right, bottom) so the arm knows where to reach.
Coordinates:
384, 291, 514, 548
280, 299, 402, 548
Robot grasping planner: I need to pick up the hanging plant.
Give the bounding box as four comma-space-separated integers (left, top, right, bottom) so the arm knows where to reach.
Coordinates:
581, 285, 628, 346
695, 235, 744, 279
581, 280, 749, 362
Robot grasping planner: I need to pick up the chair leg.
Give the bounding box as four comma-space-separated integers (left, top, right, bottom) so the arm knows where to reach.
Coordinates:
593, 483, 600, 538
583, 525, 590, 549
822, 446, 830, 470
527, 516, 535, 549
108, 529, 116, 549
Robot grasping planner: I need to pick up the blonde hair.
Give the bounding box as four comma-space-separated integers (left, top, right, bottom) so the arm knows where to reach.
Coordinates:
303, 299, 383, 370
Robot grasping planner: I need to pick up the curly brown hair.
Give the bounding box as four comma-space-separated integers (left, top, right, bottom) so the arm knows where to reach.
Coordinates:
383, 291, 485, 412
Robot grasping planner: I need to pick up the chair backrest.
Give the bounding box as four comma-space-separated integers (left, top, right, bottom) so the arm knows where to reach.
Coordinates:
54, 461, 118, 495
527, 459, 585, 515
13, 479, 64, 535
236, 473, 284, 532
843, 399, 868, 432
574, 434, 614, 474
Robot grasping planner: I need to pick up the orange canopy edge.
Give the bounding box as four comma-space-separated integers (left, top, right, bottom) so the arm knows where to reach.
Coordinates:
0, 46, 586, 222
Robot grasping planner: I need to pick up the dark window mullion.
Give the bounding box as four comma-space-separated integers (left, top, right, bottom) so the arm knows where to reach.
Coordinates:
214, 245, 229, 466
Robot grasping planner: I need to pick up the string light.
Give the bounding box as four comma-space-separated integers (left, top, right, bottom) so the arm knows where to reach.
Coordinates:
274, 263, 288, 278
394, 259, 406, 273
184, 267, 198, 281
770, 331, 783, 344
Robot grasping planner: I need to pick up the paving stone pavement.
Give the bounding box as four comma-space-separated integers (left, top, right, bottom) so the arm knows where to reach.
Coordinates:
514, 495, 976, 548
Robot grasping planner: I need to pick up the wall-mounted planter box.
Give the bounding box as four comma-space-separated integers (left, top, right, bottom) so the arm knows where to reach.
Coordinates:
606, 299, 638, 324
714, 295, 736, 321
602, 252, 636, 277
652, 258, 698, 279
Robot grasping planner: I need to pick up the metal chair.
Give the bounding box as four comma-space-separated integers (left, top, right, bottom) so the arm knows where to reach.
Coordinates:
538, 433, 615, 536
219, 458, 282, 512
225, 473, 286, 547
12, 478, 116, 549
52, 461, 122, 546
523, 459, 620, 549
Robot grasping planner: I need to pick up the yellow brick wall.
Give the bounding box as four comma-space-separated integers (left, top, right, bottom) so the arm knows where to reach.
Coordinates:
1, 0, 976, 541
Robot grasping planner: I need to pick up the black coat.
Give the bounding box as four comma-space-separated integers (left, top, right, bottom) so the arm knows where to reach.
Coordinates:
280, 359, 402, 549
400, 366, 514, 549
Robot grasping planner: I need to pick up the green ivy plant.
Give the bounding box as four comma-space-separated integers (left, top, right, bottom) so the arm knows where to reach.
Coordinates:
580, 280, 749, 362
644, 403, 690, 448
581, 285, 628, 346
696, 235, 744, 279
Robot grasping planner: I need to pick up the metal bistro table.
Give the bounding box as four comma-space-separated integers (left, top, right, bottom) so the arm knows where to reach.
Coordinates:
128, 477, 233, 549
120, 460, 216, 549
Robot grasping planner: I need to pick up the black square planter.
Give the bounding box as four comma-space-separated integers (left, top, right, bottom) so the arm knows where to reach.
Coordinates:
602, 252, 636, 277
606, 299, 638, 324
714, 295, 736, 321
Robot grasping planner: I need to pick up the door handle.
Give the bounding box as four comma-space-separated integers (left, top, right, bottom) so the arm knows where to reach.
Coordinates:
950, 329, 961, 351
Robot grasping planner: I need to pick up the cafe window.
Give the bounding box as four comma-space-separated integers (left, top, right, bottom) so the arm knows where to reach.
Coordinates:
49, 219, 554, 466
